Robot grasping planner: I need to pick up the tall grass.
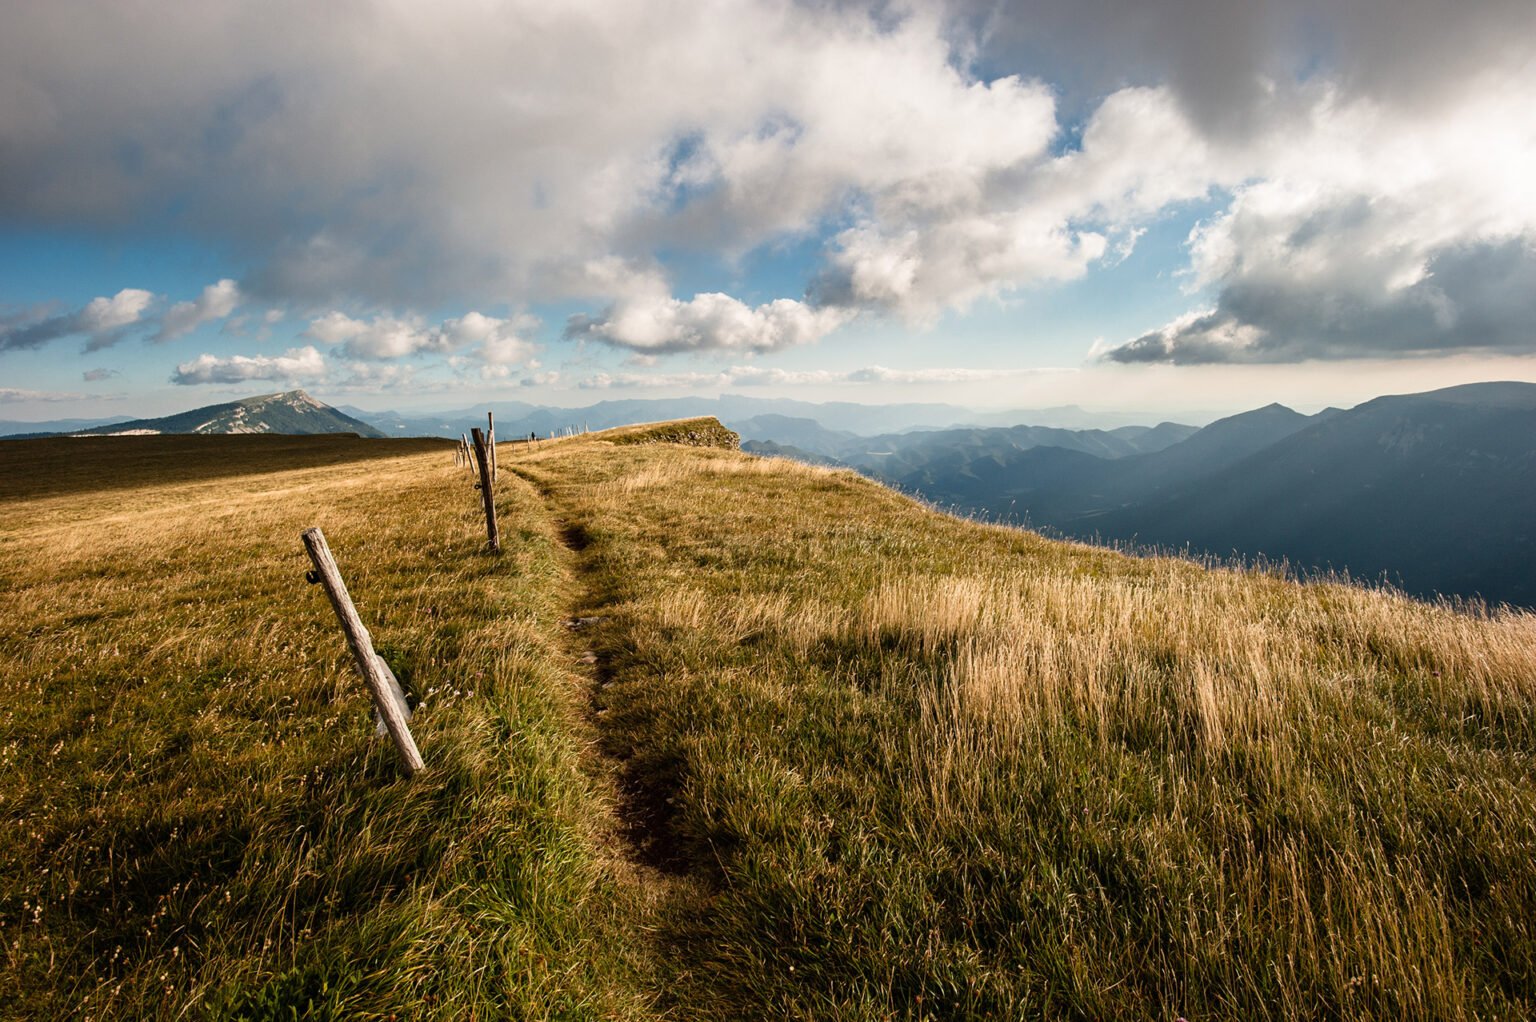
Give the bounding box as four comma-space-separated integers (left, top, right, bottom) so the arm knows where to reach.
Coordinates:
7, 429, 1534, 1020
514, 441, 1536, 1020
0, 437, 654, 1020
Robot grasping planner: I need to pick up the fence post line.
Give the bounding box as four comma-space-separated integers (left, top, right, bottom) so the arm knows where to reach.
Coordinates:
301, 527, 424, 776
471, 427, 501, 553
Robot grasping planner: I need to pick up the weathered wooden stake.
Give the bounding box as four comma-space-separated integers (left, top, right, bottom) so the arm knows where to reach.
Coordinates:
487, 411, 497, 483
460, 433, 474, 475
301, 527, 424, 776
471, 427, 501, 553
372, 654, 410, 737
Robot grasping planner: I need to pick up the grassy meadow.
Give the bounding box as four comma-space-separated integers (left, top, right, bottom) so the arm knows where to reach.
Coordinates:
3, 424, 1535, 1019
513, 430, 1536, 1020
0, 436, 653, 1020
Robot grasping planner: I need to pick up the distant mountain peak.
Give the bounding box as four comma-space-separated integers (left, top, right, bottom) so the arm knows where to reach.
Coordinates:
62, 391, 387, 439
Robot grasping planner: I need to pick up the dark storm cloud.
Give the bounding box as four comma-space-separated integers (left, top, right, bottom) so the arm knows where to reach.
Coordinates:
1105, 240, 1536, 364
949, 0, 1536, 136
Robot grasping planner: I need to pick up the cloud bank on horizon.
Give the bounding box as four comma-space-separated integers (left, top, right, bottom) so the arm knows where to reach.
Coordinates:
1, 0, 1534, 403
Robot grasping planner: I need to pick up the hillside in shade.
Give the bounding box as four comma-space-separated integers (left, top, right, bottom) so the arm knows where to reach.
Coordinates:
1088, 382, 1536, 604
827, 383, 1534, 607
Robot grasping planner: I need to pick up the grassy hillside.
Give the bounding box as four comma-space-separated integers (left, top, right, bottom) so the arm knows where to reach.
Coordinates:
0, 435, 654, 1019
3, 426, 1535, 1019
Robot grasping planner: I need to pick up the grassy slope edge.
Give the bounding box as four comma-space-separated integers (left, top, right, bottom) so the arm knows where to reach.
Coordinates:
513, 431, 1536, 1021
0, 436, 654, 1020
3, 425, 1535, 1020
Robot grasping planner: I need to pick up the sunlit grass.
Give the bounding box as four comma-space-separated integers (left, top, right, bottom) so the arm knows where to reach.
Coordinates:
7, 426, 1534, 1020
513, 437, 1536, 1021
0, 436, 654, 1020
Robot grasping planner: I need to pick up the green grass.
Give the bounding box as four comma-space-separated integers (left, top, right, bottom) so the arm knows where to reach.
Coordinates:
0, 436, 654, 1020
600, 418, 741, 448
4, 426, 1535, 1019
512, 436, 1536, 1021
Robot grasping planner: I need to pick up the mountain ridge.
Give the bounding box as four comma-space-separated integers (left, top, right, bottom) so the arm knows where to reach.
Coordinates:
845, 381, 1536, 606
14, 390, 388, 439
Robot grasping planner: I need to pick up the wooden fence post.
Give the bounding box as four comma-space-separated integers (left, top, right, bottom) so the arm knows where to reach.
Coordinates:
471, 427, 500, 553
460, 433, 474, 475
301, 527, 424, 776
372, 655, 410, 737
488, 411, 497, 483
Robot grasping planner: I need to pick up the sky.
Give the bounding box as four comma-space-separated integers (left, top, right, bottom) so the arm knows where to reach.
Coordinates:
2, 0, 1535, 421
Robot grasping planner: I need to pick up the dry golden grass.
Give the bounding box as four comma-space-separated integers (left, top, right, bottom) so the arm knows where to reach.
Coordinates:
509, 434, 1536, 1021
7, 424, 1534, 1020
0, 436, 655, 1020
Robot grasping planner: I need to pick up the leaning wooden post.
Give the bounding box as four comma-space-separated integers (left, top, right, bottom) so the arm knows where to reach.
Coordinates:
471, 427, 501, 553
460, 433, 474, 476
301, 527, 424, 777
487, 411, 497, 483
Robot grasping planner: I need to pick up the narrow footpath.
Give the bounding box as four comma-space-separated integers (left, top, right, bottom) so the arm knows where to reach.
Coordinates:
509, 460, 707, 986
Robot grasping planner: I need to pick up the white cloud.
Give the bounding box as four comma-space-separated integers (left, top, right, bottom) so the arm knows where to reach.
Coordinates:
1103, 79, 1536, 363
818, 215, 1108, 324
444, 311, 539, 365
154, 279, 241, 341
0, 288, 155, 352
79, 288, 154, 333
172, 345, 325, 384
303, 312, 439, 360
0, 2, 1142, 326
2, 1, 1534, 366
304, 309, 538, 364
567, 290, 854, 354
330, 361, 419, 391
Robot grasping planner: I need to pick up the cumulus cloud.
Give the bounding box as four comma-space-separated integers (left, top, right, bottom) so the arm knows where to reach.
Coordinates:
566, 290, 854, 354
172, 345, 325, 384
1106, 241, 1536, 364
3, 0, 1535, 367
82, 367, 120, 382
328, 361, 420, 392
304, 309, 538, 364
1101, 80, 1536, 364
445, 311, 539, 365
303, 313, 440, 360
154, 279, 241, 341
814, 216, 1108, 324
0, 1, 1200, 328
0, 289, 155, 352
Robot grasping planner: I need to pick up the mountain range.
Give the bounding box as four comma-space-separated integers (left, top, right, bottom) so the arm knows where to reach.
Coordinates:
4, 391, 386, 439
7, 381, 1530, 606
763, 382, 1532, 607
330, 395, 1199, 440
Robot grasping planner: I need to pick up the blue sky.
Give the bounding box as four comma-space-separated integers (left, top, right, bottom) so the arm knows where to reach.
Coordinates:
3, 1, 1535, 421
